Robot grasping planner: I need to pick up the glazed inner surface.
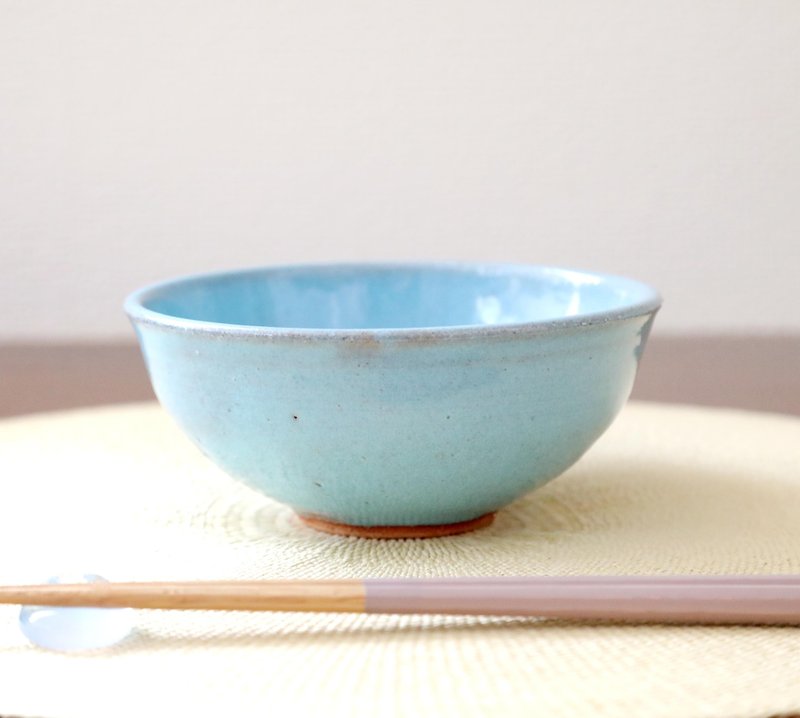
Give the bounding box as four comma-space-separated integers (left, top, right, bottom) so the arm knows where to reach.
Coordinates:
142, 266, 655, 330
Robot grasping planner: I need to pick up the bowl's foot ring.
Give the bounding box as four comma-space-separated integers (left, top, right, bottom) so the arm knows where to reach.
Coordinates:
298, 512, 496, 539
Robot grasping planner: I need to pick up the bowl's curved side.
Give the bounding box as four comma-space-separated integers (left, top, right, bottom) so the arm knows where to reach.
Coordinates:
130, 314, 656, 527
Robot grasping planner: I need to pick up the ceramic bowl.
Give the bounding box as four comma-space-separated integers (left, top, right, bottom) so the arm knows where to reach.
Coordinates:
125, 263, 661, 538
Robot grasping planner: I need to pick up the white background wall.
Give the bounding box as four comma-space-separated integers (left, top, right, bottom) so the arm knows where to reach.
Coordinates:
1, 1, 799, 340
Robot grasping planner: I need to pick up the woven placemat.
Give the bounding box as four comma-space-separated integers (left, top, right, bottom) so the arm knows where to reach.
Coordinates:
0, 401, 799, 718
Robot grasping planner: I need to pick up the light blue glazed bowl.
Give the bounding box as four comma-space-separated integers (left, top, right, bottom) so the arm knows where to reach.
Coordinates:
125, 263, 661, 538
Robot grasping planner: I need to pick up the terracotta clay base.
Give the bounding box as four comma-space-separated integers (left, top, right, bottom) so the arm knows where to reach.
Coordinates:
298, 512, 496, 539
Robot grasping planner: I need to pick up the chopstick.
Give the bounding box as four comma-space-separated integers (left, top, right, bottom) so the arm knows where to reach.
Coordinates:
2, 576, 800, 624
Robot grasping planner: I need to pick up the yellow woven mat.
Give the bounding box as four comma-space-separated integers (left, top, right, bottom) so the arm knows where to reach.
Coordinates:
1, 401, 799, 718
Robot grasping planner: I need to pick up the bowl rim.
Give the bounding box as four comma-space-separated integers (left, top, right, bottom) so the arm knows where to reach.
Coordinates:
124, 261, 662, 340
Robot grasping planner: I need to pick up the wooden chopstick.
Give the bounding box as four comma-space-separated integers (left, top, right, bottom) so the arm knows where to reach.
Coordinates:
2, 576, 800, 624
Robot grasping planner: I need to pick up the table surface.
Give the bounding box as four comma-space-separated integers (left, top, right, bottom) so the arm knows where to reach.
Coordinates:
1, 334, 800, 418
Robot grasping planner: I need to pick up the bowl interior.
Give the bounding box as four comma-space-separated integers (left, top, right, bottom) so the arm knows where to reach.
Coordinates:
132, 264, 659, 331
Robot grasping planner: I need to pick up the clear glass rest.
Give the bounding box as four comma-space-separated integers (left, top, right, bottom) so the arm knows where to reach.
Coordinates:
19, 574, 134, 652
